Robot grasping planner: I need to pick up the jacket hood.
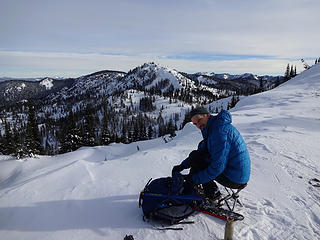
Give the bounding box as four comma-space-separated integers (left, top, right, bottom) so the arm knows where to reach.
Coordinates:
215, 110, 232, 126
202, 110, 232, 137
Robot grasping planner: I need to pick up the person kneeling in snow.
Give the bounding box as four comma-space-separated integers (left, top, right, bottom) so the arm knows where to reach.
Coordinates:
172, 107, 251, 200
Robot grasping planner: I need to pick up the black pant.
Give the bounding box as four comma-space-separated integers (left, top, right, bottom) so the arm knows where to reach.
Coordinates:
188, 150, 246, 190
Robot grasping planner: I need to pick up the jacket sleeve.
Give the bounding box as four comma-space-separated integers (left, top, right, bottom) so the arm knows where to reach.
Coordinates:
181, 156, 191, 168
181, 140, 208, 168
192, 130, 231, 184
197, 140, 208, 153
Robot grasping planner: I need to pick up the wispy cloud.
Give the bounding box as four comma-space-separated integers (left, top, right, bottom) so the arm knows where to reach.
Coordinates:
0, 0, 319, 77
167, 53, 275, 61
0, 50, 305, 78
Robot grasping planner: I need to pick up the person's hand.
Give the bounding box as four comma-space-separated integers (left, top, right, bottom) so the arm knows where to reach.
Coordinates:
171, 164, 185, 176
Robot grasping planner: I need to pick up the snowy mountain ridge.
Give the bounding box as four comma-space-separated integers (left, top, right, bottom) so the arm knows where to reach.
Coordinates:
0, 62, 285, 155
0, 64, 319, 239
0, 78, 75, 104
0, 62, 282, 105
194, 71, 274, 81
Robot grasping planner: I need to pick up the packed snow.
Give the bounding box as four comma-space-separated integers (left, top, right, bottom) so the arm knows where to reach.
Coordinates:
1, 64, 320, 239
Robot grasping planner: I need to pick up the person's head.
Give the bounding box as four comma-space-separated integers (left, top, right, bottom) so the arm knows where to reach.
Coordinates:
190, 107, 210, 131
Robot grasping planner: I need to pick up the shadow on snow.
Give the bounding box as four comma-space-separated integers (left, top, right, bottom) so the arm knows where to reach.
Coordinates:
0, 194, 148, 233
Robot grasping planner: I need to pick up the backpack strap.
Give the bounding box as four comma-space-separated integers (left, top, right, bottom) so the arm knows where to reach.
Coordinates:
139, 178, 153, 208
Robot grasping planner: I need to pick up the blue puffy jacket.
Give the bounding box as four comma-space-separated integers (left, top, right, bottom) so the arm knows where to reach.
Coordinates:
182, 110, 251, 185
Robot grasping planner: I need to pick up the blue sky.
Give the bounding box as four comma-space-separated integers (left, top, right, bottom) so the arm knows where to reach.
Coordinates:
1, 0, 319, 78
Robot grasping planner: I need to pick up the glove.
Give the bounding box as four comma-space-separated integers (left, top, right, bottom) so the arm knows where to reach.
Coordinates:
171, 164, 185, 176
183, 174, 195, 194
184, 174, 194, 186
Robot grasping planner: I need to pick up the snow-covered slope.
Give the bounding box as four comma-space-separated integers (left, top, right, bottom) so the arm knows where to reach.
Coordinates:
117, 63, 196, 93
1, 65, 320, 239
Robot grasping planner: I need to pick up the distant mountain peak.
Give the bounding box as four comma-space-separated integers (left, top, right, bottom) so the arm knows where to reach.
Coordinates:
119, 62, 195, 94
40, 78, 54, 90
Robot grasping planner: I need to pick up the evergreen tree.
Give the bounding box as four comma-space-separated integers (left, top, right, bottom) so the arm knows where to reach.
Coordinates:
121, 122, 129, 143
60, 109, 82, 153
0, 132, 4, 154
44, 139, 53, 156
229, 95, 240, 109
284, 63, 290, 81
139, 97, 156, 112
290, 65, 295, 79
13, 125, 26, 159
157, 113, 166, 137
147, 125, 153, 139
140, 123, 147, 140
100, 114, 111, 145
133, 121, 139, 141
3, 121, 13, 155
25, 104, 43, 157
167, 119, 176, 138
259, 78, 264, 92
274, 76, 281, 88
181, 110, 191, 129
138, 114, 147, 140
82, 104, 96, 146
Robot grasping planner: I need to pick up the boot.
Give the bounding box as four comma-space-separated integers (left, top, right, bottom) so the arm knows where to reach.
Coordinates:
203, 180, 221, 201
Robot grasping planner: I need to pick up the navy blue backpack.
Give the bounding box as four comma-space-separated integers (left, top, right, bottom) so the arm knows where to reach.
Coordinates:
139, 173, 200, 225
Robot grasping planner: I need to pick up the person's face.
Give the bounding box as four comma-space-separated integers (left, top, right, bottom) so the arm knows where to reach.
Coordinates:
191, 114, 210, 131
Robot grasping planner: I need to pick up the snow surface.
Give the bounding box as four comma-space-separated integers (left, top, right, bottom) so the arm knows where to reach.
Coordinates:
40, 78, 54, 90
5, 83, 26, 94
1, 65, 320, 239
